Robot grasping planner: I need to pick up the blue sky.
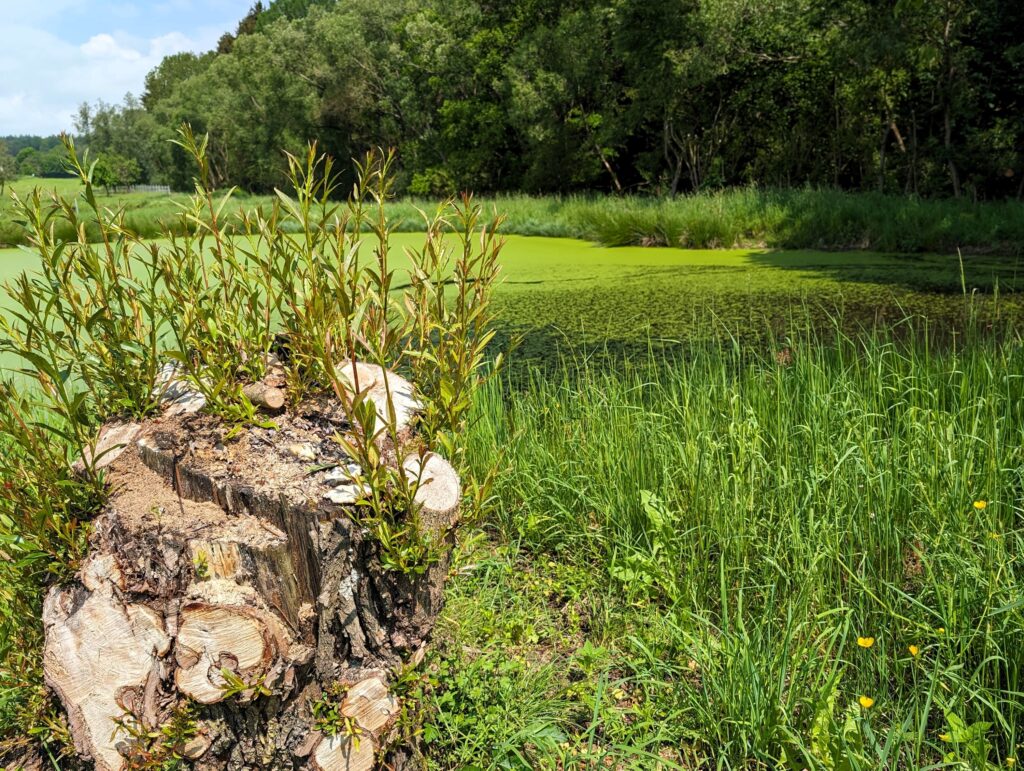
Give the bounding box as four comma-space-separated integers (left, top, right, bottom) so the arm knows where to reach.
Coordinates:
1, 0, 254, 135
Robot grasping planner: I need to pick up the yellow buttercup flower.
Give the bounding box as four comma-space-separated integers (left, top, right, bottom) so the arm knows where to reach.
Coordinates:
857, 636, 875, 648
974, 500, 988, 510
939, 733, 951, 742
936, 627, 946, 635
858, 695, 875, 709
908, 644, 920, 657
1005, 758, 1015, 768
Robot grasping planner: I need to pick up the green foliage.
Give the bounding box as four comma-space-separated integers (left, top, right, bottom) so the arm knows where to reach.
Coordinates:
6, 141, 70, 179
423, 320, 1024, 767
8, 183, 1024, 253
0, 141, 14, 198
311, 682, 364, 745
91, 151, 142, 194
0, 382, 103, 755
559, 188, 1024, 254
53, 0, 1024, 200
0, 128, 503, 746
115, 701, 200, 770
217, 668, 272, 703
3, 140, 167, 424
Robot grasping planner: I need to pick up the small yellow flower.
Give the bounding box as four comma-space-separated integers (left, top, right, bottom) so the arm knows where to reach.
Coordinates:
1006, 758, 1016, 768
939, 733, 951, 742
936, 627, 946, 635
857, 636, 875, 648
974, 500, 988, 510
908, 644, 920, 657
858, 695, 875, 709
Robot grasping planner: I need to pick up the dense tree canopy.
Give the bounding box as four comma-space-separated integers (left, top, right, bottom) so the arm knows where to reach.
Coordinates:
0, 142, 14, 197
0, 136, 71, 179
62, 0, 1024, 198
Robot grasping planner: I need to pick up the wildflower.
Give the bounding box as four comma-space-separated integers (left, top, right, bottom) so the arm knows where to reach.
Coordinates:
1006, 758, 1016, 768
857, 636, 875, 648
908, 645, 920, 657
858, 695, 875, 709
989, 532, 1002, 540
936, 627, 946, 635
974, 500, 988, 510
939, 733, 951, 742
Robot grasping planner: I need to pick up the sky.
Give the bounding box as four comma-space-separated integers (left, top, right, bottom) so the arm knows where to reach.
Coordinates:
0, 0, 254, 136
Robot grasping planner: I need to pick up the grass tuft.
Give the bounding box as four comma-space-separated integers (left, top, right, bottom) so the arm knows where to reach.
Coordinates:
423, 321, 1024, 768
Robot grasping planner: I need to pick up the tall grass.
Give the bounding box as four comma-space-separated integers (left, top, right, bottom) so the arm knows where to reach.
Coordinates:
450, 322, 1024, 767
558, 188, 1024, 254
5, 186, 1024, 254
398, 189, 1024, 254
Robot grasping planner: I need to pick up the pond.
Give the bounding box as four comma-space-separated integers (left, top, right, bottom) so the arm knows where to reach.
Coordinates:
2, 235, 1021, 368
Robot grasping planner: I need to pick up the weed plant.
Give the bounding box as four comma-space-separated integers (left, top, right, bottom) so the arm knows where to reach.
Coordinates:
6, 179, 1024, 255
557, 188, 1024, 254
0, 129, 502, 751
423, 318, 1024, 768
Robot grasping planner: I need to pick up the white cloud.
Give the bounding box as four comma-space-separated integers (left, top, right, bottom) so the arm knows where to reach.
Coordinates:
81, 33, 144, 61
0, 22, 223, 135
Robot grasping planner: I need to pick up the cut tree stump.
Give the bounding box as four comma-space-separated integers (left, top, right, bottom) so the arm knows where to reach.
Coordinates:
41, 364, 459, 770
241, 382, 286, 413
335, 361, 421, 439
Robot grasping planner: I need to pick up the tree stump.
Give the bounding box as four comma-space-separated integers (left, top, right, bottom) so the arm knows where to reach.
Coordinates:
41, 365, 459, 770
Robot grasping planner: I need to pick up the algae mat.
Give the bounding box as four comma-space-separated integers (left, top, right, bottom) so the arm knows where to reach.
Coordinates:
1, 235, 1021, 355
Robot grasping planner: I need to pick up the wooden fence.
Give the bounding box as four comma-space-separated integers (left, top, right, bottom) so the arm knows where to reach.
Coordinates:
108, 184, 171, 194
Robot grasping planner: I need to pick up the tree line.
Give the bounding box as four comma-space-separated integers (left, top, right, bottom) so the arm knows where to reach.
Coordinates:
21, 0, 1024, 199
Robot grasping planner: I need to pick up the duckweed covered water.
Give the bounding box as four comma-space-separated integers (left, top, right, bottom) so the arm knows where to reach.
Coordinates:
3, 236, 1022, 364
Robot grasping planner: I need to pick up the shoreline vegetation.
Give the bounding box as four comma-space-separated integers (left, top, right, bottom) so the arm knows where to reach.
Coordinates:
0, 146, 1021, 768
4, 183, 1024, 256
430, 321, 1024, 768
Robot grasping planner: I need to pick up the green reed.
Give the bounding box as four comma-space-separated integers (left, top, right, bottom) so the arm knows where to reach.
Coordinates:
444, 321, 1023, 768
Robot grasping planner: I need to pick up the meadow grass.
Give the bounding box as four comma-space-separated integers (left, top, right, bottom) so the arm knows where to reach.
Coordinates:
4, 181, 1024, 255
1, 183, 1023, 766
0, 178, 271, 248
421, 319, 1024, 769
550, 188, 1024, 255
278, 188, 1024, 255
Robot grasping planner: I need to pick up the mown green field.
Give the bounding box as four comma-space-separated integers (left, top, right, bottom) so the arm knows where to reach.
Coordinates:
0, 178, 182, 248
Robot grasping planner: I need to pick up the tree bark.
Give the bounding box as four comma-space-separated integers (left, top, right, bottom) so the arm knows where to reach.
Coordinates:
945, 102, 961, 198
41, 365, 458, 770
241, 382, 286, 413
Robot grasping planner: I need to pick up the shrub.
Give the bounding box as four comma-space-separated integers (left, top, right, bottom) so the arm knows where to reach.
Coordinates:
0, 128, 504, 746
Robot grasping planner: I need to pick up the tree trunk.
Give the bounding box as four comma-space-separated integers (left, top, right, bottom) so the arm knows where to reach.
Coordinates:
906, 110, 919, 195
945, 102, 961, 198
41, 364, 459, 770
664, 119, 684, 197
878, 123, 890, 192
941, 7, 962, 198
241, 382, 286, 413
